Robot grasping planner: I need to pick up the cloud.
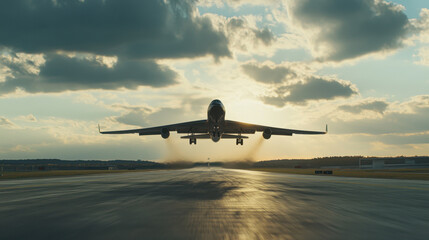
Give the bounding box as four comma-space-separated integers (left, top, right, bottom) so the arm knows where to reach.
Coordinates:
0, 116, 14, 127
0, 122, 164, 159
241, 61, 357, 107
205, 15, 275, 55
198, 0, 277, 8
0, 53, 178, 95
0, 1, 285, 96
333, 95, 429, 134
181, 96, 213, 113
414, 47, 429, 66
0, 0, 230, 60
0, 126, 55, 154
338, 100, 388, 114
112, 105, 153, 127
113, 107, 193, 127
412, 8, 429, 43
241, 62, 296, 84
17, 114, 38, 122
288, 0, 410, 61
262, 77, 357, 106
111, 97, 210, 127
376, 132, 429, 145
253, 28, 275, 46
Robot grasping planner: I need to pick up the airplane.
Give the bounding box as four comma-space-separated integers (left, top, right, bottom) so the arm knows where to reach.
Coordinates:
99, 99, 327, 145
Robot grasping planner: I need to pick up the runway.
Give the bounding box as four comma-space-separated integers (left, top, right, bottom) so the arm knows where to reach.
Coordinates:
0, 168, 428, 240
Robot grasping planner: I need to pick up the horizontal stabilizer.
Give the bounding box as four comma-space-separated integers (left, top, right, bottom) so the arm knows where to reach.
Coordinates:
221, 134, 248, 139
181, 134, 211, 139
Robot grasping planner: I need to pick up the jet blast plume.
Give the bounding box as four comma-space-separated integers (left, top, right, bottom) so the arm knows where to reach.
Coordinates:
163, 138, 199, 163
242, 136, 265, 161
164, 138, 185, 162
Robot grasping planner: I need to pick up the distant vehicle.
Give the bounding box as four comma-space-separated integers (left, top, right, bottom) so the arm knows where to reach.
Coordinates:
99, 99, 327, 145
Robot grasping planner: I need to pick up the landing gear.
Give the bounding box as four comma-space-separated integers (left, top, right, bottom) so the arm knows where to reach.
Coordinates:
236, 138, 244, 145
189, 138, 197, 145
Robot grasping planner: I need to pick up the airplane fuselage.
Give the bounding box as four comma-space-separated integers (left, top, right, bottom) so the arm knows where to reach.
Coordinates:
207, 99, 225, 142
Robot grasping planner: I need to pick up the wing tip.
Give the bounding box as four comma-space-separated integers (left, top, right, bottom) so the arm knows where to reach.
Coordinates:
325, 124, 328, 134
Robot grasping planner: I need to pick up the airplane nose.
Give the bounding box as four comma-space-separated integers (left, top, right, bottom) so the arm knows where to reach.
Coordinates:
208, 100, 225, 122
210, 105, 223, 119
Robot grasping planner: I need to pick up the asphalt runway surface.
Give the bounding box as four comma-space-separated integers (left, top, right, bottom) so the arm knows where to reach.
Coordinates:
1, 168, 428, 240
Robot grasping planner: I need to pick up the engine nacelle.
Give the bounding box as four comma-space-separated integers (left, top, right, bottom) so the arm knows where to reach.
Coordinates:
161, 128, 170, 139
263, 128, 272, 139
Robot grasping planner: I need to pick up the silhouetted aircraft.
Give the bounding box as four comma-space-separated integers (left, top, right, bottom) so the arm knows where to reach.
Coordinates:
99, 99, 327, 145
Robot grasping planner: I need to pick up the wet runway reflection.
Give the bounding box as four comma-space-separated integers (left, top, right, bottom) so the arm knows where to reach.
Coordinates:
0, 168, 428, 240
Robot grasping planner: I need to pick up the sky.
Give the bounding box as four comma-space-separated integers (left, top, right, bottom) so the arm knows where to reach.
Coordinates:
0, 0, 429, 161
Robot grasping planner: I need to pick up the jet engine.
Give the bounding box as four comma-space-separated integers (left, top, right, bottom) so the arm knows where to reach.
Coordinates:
263, 128, 272, 139
161, 128, 170, 139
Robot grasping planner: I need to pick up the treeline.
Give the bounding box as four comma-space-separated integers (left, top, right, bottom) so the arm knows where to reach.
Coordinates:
2, 156, 429, 171
253, 156, 429, 169
0, 159, 159, 165
0, 159, 165, 171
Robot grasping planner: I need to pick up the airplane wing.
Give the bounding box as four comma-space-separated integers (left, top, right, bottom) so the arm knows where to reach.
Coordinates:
99, 120, 208, 136
224, 120, 327, 136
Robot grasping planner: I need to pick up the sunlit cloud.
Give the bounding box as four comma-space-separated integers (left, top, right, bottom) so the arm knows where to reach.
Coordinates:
16, 114, 38, 122
241, 61, 357, 107
332, 95, 429, 135
204, 14, 277, 57
286, 0, 411, 62
338, 99, 389, 115
241, 62, 297, 84
411, 8, 429, 43
0, 116, 15, 127
198, 0, 278, 8
414, 47, 429, 66
0, 0, 428, 159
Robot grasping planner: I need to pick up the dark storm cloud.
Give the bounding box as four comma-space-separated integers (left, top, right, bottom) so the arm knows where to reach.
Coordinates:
0, 0, 230, 59
241, 63, 296, 84
289, 0, 410, 61
263, 77, 357, 107
0, 54, 178, 94
339, 100, 389, 114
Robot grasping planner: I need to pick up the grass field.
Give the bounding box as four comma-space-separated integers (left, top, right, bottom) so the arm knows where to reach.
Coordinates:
249, 168, 429, 180
0, 169, 160, 180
